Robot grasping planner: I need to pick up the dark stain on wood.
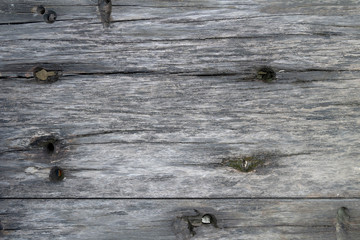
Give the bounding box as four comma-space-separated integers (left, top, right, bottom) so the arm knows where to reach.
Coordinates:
257, 66, 276, 82
172, 216, 196, 240
36, 5, 45, 15
98, 0, 112, 28
172, 208, 220, 239
336, 207, 350, 240
29, 134, 63, 156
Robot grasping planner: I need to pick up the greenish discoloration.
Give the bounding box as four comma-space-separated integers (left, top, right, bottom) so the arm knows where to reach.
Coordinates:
223, 152, 277, 172
257, 66, 276, 82
337, 207, 350, 223
336, 207, 350, 240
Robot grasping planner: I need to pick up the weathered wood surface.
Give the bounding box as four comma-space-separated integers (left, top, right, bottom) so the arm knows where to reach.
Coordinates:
1, 199, 360, 240
1, 74, 360, 198
1, 0, 360, 239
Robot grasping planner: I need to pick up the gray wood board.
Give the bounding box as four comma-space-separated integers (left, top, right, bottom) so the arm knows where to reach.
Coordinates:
0, 73, 359, 198
1, 199, 360, 239
1, 0, 360, 77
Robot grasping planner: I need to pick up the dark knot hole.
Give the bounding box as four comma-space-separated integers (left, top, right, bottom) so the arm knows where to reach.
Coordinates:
46, 142, 55, 153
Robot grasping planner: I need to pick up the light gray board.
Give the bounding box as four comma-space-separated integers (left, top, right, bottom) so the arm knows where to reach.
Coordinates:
1, 0, 360, 77
1, 74, 359, 198
1, 199, 360, 240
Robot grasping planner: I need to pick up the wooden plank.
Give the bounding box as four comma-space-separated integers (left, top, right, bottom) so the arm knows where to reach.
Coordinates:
0, 74, 359, 198
1, 199, 360, 240
1, 0, 360, 77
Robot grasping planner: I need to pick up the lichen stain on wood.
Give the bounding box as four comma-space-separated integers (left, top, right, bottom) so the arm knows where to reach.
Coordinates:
222, 151, 279, 173
336, 207, 350, 240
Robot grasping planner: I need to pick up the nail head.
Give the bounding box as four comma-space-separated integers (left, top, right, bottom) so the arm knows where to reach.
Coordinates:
33, 67, 61, 82
49, 166, 64, 182
43, 10, 57, 23
201, 214, 212, 224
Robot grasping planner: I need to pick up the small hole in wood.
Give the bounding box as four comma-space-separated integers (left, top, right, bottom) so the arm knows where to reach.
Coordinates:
43, 10, 57, 24
49, 166, 64, 182
37, 5, 45, 15
257, 66, 276, 82
46, 142, 55, 154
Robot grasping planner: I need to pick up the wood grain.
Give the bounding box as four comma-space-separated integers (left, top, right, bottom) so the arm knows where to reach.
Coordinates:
1, 0, 360, 76
1, 73, 359, 198
1, 199, 360, 240
1, 0, 360, 239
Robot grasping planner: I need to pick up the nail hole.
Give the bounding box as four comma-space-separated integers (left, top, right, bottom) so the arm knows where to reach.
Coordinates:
257, 66, 276, 82
49, 166, 64, 182
43, 10, 57, 24
30, 134, 63, 156
36, 5, 45, 15
46, 142, 55, 154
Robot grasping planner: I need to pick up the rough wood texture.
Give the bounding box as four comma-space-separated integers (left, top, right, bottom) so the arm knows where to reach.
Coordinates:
1, 199, 360, 240
1, 0, 360, 239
